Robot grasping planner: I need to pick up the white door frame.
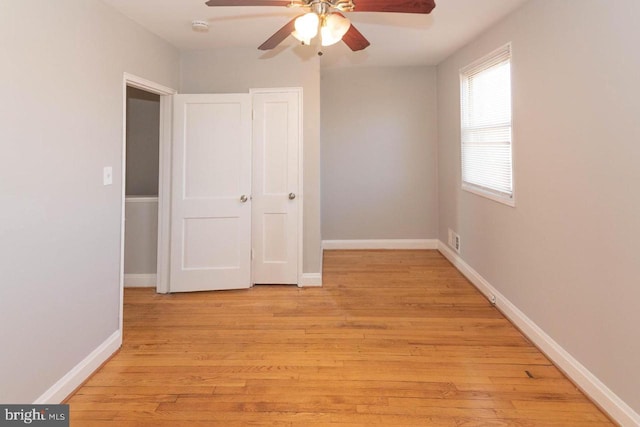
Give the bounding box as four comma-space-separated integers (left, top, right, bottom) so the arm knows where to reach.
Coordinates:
120, 73, 176, 331
249, 87, 304, 286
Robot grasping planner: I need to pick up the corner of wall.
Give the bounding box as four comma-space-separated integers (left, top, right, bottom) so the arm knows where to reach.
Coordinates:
34, 331, 121, 404
436, 241, 640, 427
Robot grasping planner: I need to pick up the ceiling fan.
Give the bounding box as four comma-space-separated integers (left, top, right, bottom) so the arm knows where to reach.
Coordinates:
204, 0, 436, 52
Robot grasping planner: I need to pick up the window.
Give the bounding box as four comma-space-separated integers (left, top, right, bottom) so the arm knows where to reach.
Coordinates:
460, 43, 513, 205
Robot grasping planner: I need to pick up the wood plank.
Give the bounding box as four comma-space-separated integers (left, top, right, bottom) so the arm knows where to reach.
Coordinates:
66, 250, 614, 426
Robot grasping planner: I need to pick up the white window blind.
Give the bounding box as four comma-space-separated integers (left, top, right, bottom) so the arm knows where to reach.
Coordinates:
460, 44, 513, 203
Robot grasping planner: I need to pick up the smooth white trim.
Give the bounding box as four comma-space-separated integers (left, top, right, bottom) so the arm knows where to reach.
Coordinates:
124, 73, 175, 96
33, 331, 121, 404
462, 184, 516, 207
437, 241, 640, 427
156, 94, 174, 294
124, 274, 157, 287
249, 87, 303, 94
125, 196, 158, 203
121, 73, 176, 328
299, 273, 322, 287
322, 239, 438, 250
318, 240, 324, 284
296, 88, 304, 289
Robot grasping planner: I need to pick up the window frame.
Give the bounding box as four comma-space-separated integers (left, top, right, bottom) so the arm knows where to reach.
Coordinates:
459, 43, 515, 207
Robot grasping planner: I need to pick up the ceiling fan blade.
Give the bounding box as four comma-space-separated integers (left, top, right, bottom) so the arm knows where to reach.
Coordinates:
258, 16, 299, 50
351, 0, 435, 14
205, 0, 294, 6
341, 21, 370, 51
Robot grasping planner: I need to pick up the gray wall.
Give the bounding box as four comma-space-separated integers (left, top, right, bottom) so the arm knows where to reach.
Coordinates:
126, 87, 160, 196
321, 66, 438, 240
124, 198, 158, 275
0, 0, 179, 402
437, 0, 640, 413
180, 48, 322, 275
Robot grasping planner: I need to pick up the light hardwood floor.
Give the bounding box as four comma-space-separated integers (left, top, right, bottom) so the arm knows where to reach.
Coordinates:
67, 250, 614, 426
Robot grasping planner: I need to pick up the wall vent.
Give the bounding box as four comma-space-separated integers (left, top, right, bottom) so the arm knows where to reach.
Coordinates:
448, 228, 461, 253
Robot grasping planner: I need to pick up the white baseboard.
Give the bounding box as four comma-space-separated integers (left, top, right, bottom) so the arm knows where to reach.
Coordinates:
437, 241, 640, 427
124, 273, 157, 287
34, 330, 121, 404
299, 273, 322, 287
322, 239, 438, 250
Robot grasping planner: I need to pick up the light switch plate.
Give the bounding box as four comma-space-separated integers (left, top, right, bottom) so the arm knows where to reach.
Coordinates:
103, 166, 113, 185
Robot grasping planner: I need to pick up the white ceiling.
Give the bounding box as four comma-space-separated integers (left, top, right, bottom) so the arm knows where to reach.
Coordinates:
102, 0, 528, 68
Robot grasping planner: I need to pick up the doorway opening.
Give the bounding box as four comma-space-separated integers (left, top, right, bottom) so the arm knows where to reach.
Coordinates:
123, 87, 160, 289
119, 74, 175, 333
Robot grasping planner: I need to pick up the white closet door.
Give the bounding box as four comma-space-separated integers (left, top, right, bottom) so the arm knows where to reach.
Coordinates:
252, 90, 300, 284
170, 94, 252, 292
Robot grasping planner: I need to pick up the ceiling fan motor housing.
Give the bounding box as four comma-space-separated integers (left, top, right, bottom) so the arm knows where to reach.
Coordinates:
306, 0, 354, 13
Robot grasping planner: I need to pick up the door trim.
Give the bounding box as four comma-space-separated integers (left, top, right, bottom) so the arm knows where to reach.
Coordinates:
121, 73, 176, 332
250, 87, 304, 286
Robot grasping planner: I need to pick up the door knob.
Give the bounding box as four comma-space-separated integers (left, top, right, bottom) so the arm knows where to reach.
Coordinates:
240, 195, 248, 203
288, 193, 296, 200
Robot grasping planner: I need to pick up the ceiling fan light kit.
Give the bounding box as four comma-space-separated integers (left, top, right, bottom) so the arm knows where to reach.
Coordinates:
293, 12, 320, 43
291, 30, 311, 46
291, 10, 350, 47
320, 13, 351, 46
204, 0, 435, 52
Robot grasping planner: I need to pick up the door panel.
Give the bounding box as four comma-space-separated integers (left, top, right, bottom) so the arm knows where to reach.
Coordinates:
184, 103, 242, 198
263, 213, 288, 262
182, 217, 239, 269
170, 94, 251, 292
252, 91, 300, 284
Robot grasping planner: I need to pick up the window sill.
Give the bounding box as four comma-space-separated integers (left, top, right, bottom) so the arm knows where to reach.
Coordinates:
462, 184, 515, 207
